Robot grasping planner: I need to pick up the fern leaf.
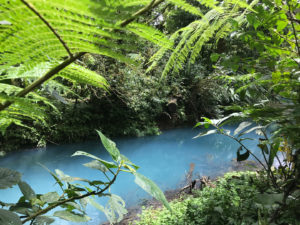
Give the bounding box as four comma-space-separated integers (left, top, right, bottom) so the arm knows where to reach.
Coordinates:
150, 0, 256, 77
128, 23, 173, 48
167, 0, 203, 17
58, 64, 109, 90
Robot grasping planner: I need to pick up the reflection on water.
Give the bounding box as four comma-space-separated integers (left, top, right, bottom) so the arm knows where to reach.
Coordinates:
0, 127, 261, 225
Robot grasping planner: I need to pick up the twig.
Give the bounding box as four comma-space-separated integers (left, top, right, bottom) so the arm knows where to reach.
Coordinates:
20, 0, 73, 58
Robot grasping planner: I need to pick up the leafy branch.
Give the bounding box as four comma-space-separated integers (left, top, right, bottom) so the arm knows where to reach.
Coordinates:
21, 165, 121, 224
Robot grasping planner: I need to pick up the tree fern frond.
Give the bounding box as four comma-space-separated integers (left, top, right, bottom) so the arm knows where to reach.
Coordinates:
0, 114, 32, 135
0, 94, 47, 123
120, 0, 152, 7
0, 83, 58, 112
160, 24, 199, 77
167, 0, 203, 17
58, 64, 109, 90
196, 0, 224, 13
0, 0, 141, 71
128, 23, 173, 48
0, 0, 169, 131
150, 0, 256, 77
146, 29, 182, 73
0, 63, 53, 81
189, 16, 229, 64
224, 0, 256, 12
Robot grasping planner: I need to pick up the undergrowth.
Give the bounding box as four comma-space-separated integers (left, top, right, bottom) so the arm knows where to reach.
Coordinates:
134, 171, 300, 225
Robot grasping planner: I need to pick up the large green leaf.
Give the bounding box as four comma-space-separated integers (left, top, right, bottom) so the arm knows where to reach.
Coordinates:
0, 209, 22, 225
97, 130, 121, 162
55, 169, 88, 183
86, 197, 106, 212
83, 160, 108, 173
18, 181, 36, 201
53, 211, 90, 222
33, 216, 55, 225
105, 194, 128, 224
134, 172, 171, 211
72, 151, 117, 169
41, 192, 60, 204
0, 168, 21, 189
120, 154, 139, 170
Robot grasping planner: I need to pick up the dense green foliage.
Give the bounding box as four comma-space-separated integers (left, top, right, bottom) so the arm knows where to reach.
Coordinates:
136, 171, 300, 225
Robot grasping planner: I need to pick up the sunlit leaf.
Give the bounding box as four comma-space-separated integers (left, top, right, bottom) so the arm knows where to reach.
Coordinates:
83, 160, 108, 173
72, 151, 117, 169
120, 154, 139, 170
97, 130, 121, 162
55, 169, 88, 183
41, 192, 60, 203
134, 172, 171, 211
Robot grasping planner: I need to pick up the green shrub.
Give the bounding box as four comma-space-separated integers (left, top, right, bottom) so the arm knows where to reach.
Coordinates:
135, 171, 290, 225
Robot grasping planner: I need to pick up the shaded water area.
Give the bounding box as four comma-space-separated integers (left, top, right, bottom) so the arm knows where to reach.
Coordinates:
0, 127, 262, 224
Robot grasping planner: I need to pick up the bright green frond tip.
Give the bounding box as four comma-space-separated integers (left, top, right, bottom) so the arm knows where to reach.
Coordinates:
58, 64, 109, 90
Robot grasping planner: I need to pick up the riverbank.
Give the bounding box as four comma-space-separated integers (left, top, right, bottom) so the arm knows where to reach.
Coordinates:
101, 159, 263, 225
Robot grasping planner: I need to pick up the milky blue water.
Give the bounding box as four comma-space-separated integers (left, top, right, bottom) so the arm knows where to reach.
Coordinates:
0, 127, 262, 225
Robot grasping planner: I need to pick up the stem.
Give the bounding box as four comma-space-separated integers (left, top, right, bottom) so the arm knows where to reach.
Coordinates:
261, 130, 279, 188
21, 166, 121, 224
120, 0, 164, 27
20, 0, 73, 58
287, 0, 300, 56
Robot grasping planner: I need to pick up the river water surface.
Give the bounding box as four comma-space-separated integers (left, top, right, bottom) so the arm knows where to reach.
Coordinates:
0, 127, 261, 224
